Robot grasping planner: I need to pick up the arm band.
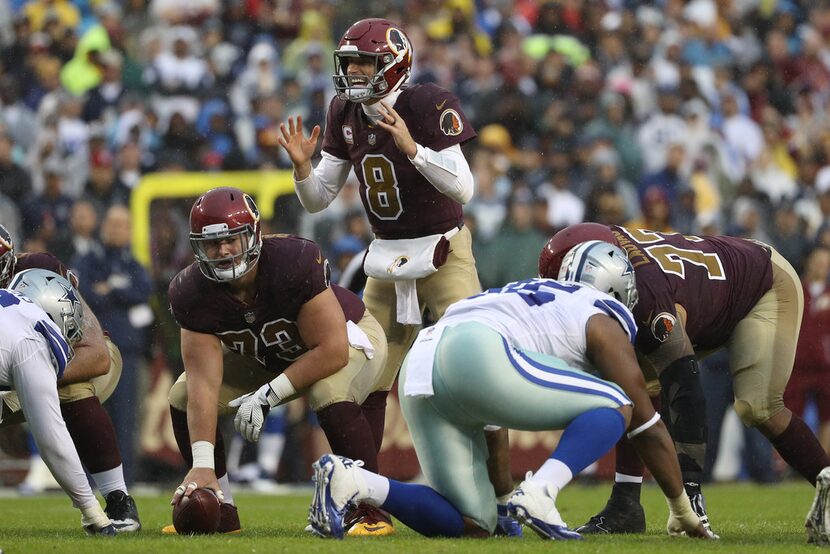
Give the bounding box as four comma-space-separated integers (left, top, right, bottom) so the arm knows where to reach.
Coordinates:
191, 440, 215, 470
626, 411, 661, 439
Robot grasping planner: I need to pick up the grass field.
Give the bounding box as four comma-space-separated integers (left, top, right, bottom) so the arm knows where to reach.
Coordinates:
0, 482, 821, 553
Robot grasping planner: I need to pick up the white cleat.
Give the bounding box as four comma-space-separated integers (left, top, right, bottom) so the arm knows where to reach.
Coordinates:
806, 466, 830, 545
508, 472, 582, 541
308, 454, 368, 539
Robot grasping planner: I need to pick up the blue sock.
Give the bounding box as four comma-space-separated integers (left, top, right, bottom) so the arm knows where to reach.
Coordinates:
553, 407, 626, 475
381, 480, 464, 537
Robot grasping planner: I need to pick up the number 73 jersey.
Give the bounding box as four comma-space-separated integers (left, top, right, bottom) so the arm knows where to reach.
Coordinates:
610, 226, 773, 353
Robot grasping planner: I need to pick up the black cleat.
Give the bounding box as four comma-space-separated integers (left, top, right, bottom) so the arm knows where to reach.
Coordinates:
576, 494, 646, 534
104, 490, 141, 532
688, 491, 719, 538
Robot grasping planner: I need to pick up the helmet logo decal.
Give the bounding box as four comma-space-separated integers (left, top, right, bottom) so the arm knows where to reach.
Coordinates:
440, 109, 463, 136
244, 194, 260, 222
57, 282, 81, 314
386, 28, 410, 58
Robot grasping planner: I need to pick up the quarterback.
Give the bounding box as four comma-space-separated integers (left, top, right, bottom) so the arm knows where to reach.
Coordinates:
164, 187, 388, 534
308, 243, 710, 540
278, 17, 493, 535
540, 223, 830, 543
0, 223, 140, 532
0, 269, 115, 535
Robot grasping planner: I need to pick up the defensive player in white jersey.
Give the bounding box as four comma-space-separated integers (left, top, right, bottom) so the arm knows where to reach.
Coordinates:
0, 269, 115, 535
308, 243, 711, 540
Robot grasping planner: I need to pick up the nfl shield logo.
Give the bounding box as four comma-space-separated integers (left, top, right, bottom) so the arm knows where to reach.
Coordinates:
244, 311, 256, 324
368, 133, 376, 145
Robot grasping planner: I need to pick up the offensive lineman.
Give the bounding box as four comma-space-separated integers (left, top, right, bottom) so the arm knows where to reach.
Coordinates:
1, 269, 115, 535
308, 244, 710, 540
539, 223, 830, 543
164, 187, 388, 534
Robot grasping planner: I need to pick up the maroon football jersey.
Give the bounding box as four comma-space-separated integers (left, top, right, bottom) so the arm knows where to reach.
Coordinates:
15, 252, 79, 288
610, 226, 773, 353
321, 83, 477, 239
169, 235, 366, 375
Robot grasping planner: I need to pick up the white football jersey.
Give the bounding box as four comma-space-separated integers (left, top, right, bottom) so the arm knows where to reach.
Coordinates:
440, 278, 637, 373
0, 288, 71, 384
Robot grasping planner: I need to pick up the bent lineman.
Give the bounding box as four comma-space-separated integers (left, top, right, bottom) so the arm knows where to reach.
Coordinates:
1, 269, 115, 535
308, 244, 711, 540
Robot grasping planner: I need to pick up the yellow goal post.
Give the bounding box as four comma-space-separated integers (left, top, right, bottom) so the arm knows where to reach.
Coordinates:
130, 170, 296, 267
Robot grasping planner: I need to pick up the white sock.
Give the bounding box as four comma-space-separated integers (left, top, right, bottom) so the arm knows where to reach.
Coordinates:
530, 459, 573, 491
91, 465, 128, 497
355, 467, 389, 506
219, 474, 234, 505
615, 472, 644, 484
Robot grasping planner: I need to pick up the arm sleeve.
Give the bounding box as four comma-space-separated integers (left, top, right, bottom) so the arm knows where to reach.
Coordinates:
13, 340, 98, 510
294, 151, 352, 213
409, 143, 475, 204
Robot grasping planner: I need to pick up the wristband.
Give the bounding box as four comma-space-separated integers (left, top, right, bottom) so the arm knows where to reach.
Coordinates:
191, 440, 215, 470
266, 373, 296, 407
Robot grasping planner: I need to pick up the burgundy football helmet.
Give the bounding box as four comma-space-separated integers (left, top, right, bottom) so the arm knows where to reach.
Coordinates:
538, 222, 619, 279
0, 223, 16, 289
333, 18, 412, 103
189, 187, 262, 282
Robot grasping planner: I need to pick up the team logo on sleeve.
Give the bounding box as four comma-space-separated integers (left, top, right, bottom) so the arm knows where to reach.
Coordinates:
651, 312, 676, 343
342, 125, 354, 145
439, 109, 463, 136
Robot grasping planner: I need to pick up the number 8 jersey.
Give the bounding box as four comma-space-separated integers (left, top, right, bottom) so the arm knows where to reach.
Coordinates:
611, 226, 773, 353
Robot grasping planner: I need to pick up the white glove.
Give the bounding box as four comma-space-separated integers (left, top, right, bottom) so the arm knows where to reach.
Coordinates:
228, 373, 295, 443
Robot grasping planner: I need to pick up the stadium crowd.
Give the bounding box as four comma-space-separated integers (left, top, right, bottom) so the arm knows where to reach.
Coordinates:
2, 0, 830, 486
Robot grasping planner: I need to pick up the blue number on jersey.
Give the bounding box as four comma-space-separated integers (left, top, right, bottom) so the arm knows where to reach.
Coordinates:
476, 278, 581, 307
0, 289, 20, 307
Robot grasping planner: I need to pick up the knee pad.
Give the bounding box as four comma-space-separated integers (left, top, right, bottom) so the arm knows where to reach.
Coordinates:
734, 399, 765, 427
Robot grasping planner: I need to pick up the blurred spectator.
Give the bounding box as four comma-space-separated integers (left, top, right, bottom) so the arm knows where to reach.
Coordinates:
81, 49, 124, 124
72, 205, 152, 484
81, 148, 129, 218
23, 0, 79, 32
584, 145, 640, 222
786, 246, 830, 454
20, 159, 73, 247
639, 141, 688, 205
0, 130, 30, 202
0, 75, 37, 149
477, 188, 547, 289
627, 185, 675, 232
637, 86, 687, 174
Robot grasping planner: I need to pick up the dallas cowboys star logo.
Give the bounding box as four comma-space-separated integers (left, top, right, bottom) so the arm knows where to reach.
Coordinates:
57, 282, 80, 312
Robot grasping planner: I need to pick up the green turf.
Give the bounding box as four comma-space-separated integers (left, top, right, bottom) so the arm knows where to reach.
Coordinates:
0, 482, 820, 553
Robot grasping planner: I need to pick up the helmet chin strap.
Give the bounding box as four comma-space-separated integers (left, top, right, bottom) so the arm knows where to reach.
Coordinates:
362, 89, 403, 121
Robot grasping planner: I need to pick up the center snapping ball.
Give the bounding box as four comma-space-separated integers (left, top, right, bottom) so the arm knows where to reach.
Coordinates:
173, 487, 221, 534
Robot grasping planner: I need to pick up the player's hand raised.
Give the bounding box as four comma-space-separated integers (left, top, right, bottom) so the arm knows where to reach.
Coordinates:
278, 115, 320, 178
376, 100, 417, 159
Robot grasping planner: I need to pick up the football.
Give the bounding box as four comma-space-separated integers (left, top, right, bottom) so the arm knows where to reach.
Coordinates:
172, 487, 221, 535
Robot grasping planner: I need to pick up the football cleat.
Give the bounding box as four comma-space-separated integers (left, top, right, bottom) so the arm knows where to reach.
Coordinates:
507, 473, 581, 541
575, 491, 646, 534
104, 490, 141, 532
688, 491, 719, 539
806, 466, 830, 545
161, 502, 241, 535
308, 454, 368, 539
84, 522, 117, 537
495, 503, 523, 537
345, 503, 395, 537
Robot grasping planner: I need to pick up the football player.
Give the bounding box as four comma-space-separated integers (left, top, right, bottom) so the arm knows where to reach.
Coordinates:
278, 18, 502, 536
164, 187, 388, 535
308, 245, 710, 540
1, 269, 115, 535
0, 223, 141, 532
539, 223, 830, 542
